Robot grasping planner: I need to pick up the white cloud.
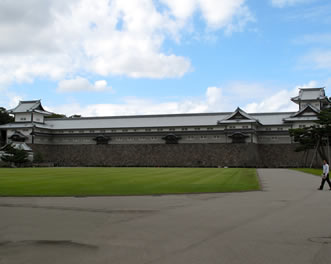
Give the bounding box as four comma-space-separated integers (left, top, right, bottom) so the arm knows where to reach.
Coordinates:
244, 88, 298, 113
324, 78, 331, 90
49, 81, 316, 116
284, 3, 331, 24
224, 81, 270, 99
0, 89, 23, 110
160, 0, 197, 21
271, 0, 313, 8
161, 0, 254, 34
244, 80, 320, 113
57, 77, 112, 93
206, 86, 223, 105
48, 81, 308, 117
7, 80, 325, 116
49, 86, 226, 116
301, 50, 331, 71
293, 33, 331, 45
296, 80, 319, 88
200, 0, 254, 33
8, 95, 23, 109
0, 0, 253, 83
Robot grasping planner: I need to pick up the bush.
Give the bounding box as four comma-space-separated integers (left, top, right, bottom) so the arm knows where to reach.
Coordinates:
33, 152, 44, 163
1, 145, 29, 167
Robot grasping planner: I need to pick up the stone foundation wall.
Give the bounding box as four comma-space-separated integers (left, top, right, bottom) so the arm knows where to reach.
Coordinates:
30, 143, 319, 168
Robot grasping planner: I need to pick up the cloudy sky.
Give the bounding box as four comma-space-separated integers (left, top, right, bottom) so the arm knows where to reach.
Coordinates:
0, 0, 330, 116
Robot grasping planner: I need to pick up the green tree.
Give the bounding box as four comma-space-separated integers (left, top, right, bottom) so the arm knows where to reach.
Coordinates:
289, 108, 331, 164
45, 113, 66, 119
0, 107, 14, 125
33, 151, 44, 163
46, 113, 83, 119
1, 144, 29, 167
69, 115, 81, 118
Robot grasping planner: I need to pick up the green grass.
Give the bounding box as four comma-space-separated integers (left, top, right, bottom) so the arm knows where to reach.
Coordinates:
0, 167, 259, 196
293, 168, 323, 177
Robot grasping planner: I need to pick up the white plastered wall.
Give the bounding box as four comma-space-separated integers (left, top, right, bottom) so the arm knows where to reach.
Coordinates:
300, 101, 320, 110
33, 112, 44, 123
292, 122, 316, 129
15, 113, 32, 122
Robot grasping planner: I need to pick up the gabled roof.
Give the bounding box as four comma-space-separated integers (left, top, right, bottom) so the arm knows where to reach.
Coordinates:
283, 104, 319, 122
291, 87, 329, 103
0, 142, 32, 152
9, 130, 28, 139
217, 107, 261, 125
0, 109, 297, 129
291, 104, 319, 117
8, 100, 52, 115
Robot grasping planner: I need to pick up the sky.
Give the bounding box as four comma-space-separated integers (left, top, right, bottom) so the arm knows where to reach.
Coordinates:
0, 0, 331, 117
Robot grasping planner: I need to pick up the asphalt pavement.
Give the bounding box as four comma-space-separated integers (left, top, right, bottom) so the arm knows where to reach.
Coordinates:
0, 169, 330, 264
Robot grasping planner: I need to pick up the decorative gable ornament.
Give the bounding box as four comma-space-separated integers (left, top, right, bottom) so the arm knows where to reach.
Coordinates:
231, 112, 248, 120
93, 135, 111, 145
8, 131, 27, 142
162, 134, 181, 144
228, 132, 249, 144
283, 104, 320, 123
217, 107, 260, 125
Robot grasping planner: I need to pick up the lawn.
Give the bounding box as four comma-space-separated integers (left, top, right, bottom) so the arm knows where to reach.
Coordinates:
0, 167, 259, 196
293, 168, 322, 177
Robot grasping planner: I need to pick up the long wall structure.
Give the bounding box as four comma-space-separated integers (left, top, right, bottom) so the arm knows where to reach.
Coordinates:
0, 88, 329, 167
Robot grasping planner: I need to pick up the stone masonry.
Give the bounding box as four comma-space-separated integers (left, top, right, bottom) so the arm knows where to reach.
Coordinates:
30, 143, 314, 168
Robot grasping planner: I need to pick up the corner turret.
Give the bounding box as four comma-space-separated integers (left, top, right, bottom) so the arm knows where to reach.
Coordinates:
291, 87, 330, 111
8, 100, 52, 124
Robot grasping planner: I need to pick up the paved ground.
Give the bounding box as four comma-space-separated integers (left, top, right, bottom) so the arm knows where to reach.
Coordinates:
0, 169, 331, 264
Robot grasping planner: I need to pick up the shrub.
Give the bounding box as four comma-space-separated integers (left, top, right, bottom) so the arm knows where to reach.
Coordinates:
33, 152, 44, 163
1, 144, 29, 167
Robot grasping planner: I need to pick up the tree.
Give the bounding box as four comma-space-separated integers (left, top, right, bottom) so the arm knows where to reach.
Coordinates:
0, 107, 14, 125
46, 113, 83, 119
1, 144, 29, 167
45, 113, 66, 119
289, 108, 331, 164
69, 115, 81, 118
33, 151, 44, 163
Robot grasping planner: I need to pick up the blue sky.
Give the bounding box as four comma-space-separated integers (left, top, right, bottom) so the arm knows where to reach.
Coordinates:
0, 0, 330, 116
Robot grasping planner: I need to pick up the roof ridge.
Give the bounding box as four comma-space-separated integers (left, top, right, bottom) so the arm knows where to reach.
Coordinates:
19, 100, 41, 103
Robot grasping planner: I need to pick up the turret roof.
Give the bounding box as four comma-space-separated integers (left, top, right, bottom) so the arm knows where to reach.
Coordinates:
291, 87, 328, 103
8, 100, 52, 115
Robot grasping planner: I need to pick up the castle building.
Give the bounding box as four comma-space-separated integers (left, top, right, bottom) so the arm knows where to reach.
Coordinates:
0, 87, 329, 167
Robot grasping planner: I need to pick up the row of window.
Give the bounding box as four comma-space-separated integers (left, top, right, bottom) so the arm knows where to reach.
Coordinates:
11, 126, 291, 136
56, 126, 269, 134
18, 117, 41, 121
37, 135, 291, 143
113, 135, 222, 140
56, 127, 218, 134
297, 124, 321, 128
265, 127, 285, 131
228, 125, 250, 129
228, 126, 287, 130
40, 135, 224, 142
259, 136, 290, 141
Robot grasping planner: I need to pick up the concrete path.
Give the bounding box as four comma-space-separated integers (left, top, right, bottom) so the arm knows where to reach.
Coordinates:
0, 169, 331, 264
